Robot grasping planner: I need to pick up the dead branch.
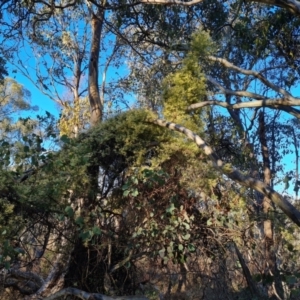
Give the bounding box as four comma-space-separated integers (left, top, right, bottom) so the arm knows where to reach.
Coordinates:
42, 287, 149, 300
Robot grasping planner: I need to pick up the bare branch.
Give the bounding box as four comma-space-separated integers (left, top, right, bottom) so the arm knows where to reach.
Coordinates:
42, 287, 149, 300
89, 0, 300, 14
88, 0, 204, 8
188, 99, 300, 119
153, 119, 300, 227
1, 268, 45, 295
137, 0, 204, 5
206, 75, 267, 100
207, 56, 296, 101
246, 0, 300, 16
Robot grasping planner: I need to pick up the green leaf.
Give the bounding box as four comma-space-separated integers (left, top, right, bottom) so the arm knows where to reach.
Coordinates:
79, 231, 93, 241
178, 244, 184, 251
182, 222, 190, 229
75, 216, 84, 226
182, 233, 190, 240
188, 243, 195, 252
207, 219, 213, 226
122, 183, 129, 190
167, 246, 173, 253
131, 189, 139, 197
166, 203, 176, 215
60, 135, 71, 144
65, 206, 74, 217
123, 190, 130, 197
179, 254, 186, 263
92, 226, 101, 235
132, 177, 138, 184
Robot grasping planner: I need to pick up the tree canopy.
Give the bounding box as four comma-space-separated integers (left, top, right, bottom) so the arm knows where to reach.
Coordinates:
1, 0, 300, 299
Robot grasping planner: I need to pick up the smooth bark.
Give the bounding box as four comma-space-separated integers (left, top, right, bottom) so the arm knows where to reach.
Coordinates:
188, 99, 300, 119
89, 7, 105, 126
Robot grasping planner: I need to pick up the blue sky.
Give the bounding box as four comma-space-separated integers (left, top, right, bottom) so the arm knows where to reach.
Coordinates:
10, 71, 60, 118
11, 72, 297, 198
3, 11, 299, 199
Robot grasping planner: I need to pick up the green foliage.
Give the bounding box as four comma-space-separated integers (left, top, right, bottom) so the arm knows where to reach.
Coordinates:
77, 109, 170, 171
120, 168, 202, 264
0, 78, 31, 109
163, 30, 214, 131
58, 97, 90, 137
0, 78, 39, 141
9, 109, 171, 218
34, 109, 224, 270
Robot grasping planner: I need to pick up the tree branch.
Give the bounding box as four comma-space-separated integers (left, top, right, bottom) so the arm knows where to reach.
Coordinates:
246, 0, 300, 16
187, 99, 300, 119
42, 287, 149, 300
207, 56, 297, 101
153, 119, 300, 227
206, 75, 268, 100
137, 0, 204, 5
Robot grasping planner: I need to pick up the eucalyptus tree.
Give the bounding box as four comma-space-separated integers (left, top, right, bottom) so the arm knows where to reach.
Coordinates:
0, 77, 38, 139
116, 1, 300, 297
2, 0, 300, 299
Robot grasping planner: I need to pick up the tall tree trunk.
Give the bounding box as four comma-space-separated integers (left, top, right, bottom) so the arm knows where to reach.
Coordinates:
62, 4, 106, 293
89, 7, 104, 126
72, 48, 83, 137
258, 111, 284, 299
234, 243, 261, 298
